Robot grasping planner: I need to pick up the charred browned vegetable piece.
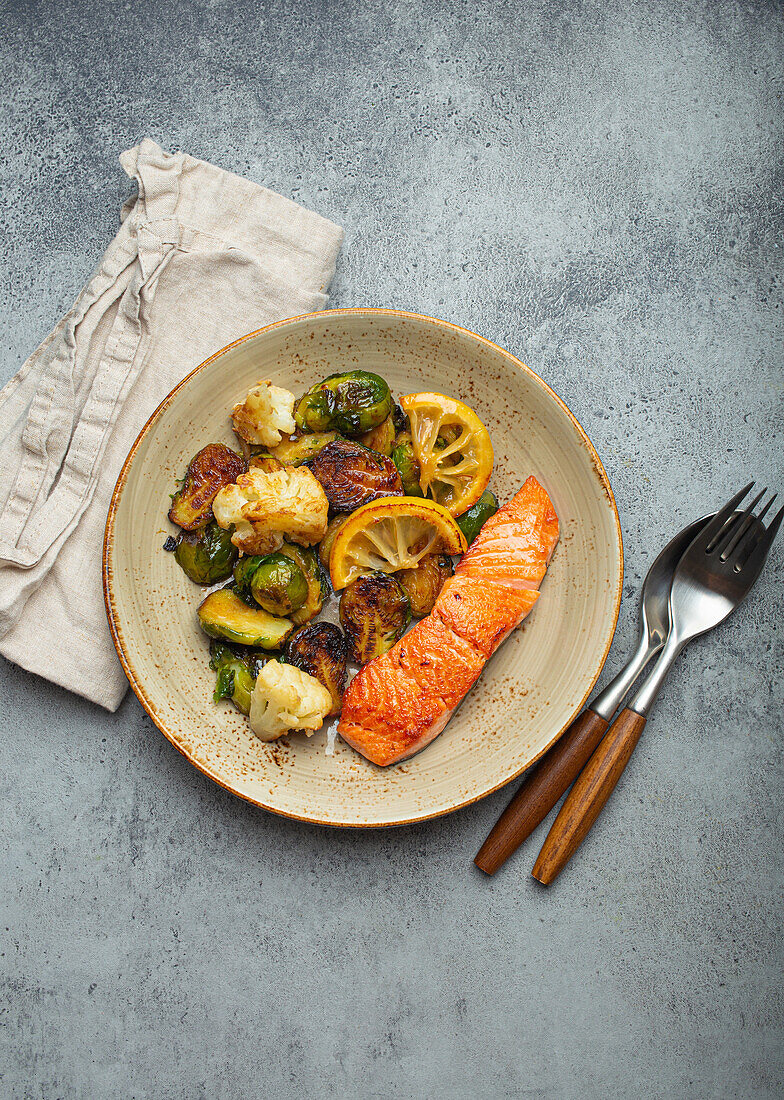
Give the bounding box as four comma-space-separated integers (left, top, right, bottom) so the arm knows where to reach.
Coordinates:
284, 622, 348, 716
396, 553, 454, 618
271, 431, 344, 465
358, 414, 395, 456
339, 572, 411, 664
248, 452, 285, 473
319, 514, 350, 569
308, 440, 403, 512
169, 443, 246, 530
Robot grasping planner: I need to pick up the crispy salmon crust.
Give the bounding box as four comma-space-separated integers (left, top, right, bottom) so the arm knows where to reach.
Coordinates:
456, 478, 559, 591
337, 613, 486, 766
338, 476, 559, 766
436, 577, 539, 660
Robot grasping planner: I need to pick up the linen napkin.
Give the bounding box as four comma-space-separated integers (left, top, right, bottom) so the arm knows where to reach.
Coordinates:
0, 139, 343, 711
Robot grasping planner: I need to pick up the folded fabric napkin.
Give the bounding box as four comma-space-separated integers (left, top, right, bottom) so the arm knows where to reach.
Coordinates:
0, 138, 343, 711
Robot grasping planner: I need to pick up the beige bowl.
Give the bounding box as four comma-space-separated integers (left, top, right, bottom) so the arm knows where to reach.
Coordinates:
104, 309, 623, 827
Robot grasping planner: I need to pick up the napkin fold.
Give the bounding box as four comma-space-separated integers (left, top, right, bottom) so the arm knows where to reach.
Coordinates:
0, 139, 343, 710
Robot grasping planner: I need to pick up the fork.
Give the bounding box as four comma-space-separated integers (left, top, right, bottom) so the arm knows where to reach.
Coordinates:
532, 483, 783, 885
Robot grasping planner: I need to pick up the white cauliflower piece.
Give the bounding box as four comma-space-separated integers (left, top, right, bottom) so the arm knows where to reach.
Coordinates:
212, 466, 328, 555
249, 660, 332, 741
231, 381, 296, 447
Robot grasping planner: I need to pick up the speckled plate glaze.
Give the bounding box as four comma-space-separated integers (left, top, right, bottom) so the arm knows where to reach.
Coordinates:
104, 309, 623, 827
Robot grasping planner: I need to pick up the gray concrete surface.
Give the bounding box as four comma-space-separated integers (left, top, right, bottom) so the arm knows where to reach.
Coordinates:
2, 1, 782, 1096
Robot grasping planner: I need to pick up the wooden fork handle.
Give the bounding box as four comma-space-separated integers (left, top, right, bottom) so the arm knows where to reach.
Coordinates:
474, 709, 610, 875
531, 707, 647, 885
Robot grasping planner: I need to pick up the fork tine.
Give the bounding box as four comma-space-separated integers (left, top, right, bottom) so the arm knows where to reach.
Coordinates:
731, 502, 784, 572
765, 503, 784, 545
700, 482, 754, 553
726, 493, 777, 566
756, 493, 778, 525
718, 487, 767, 560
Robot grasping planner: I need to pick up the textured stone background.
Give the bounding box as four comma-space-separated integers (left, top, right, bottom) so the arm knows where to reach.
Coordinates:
1, 1, 782, 1097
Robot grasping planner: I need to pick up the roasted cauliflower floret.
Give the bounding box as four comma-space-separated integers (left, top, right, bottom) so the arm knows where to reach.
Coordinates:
231, 381, 297, 447
212, 467, 329, 555
249, 660, 332, 741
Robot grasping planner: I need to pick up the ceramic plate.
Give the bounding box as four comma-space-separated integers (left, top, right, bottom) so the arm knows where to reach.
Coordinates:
104, 309, 623, 827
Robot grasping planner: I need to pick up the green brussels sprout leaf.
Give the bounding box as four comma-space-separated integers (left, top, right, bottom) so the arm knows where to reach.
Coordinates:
294, 370, 393, 437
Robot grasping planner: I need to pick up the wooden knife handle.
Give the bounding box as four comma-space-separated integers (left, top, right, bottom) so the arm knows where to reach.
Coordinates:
531, 707, 647, 885
474, 709, 610, 875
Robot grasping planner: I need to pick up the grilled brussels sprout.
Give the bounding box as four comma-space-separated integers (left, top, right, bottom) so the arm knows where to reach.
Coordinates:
308, 440, 403, 512
197, 589, 293, 649
271, 431, 344, 465
392, 403, 408, 434
284, 622, 348, 716
248, 452, 285, 473
278, 543, 326, 626
456, 490, 499, 545
319, 513, 350, 569
232, 554, 264, 602
173, 522, 238, 584
391, 433, 423, 497
294, 370, 393, 437
249, 552, 308, 616
397, 553, 454, 618
358, 414, 395, 456
168, 443, 245, 530
339, 572, 411, 664
209, 641, 255, 714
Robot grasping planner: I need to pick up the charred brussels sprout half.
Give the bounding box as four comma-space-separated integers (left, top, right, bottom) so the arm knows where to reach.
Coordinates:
397, 553, 454, 618
319, 513, 350, 569
456, 490, 499, 545
339, 572, 411, 665
284, 622, 348, 716
197, 589, 292, 649
392, 403, 409, 434
173, 522, 238, 584
308, 440, 403, 512
271, 431, 344, 465
358, 414, 395, 456
277, 543, 326, 626
391, 434, 423, 497
168, 443, 245, 530
209, 641, 256, 714
294, 371, 392, 437
249, 552, 308, 617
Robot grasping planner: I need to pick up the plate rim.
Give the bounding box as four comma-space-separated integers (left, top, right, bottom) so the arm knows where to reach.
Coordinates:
103, 307, 624, 828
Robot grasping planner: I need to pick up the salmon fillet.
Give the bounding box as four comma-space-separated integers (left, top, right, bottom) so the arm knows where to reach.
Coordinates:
338, 476, 559, 766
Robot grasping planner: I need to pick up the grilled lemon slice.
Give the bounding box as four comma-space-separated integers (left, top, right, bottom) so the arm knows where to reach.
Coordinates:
399, 392, 493, 516
329, 497, 467, 590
